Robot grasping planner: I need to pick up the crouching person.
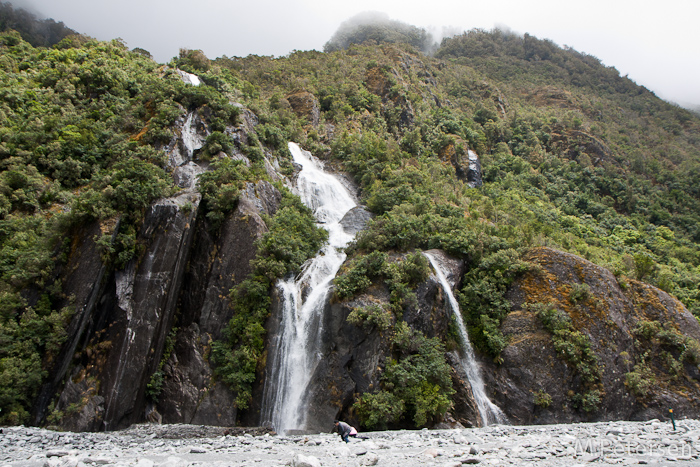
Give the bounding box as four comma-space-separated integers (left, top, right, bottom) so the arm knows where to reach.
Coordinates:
333, 420, 357, 443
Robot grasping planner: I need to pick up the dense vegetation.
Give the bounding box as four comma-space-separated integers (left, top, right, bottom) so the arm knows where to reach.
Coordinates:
353, 322, 454, 429
1, 6, 699, 428
0, 27, 252, 423
221, 29, 700, 426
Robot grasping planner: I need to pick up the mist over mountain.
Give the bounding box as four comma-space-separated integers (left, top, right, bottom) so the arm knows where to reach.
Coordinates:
0, 1, 75, 47
7, 0, 700, 109
324, 12, 436, 53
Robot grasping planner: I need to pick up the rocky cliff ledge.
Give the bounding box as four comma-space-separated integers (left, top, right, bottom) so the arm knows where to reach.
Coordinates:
485, 247, 700, 424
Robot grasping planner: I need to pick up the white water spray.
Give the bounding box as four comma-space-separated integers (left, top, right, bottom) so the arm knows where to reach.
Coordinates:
424, 251, 507, 426
181, 112, 204, 160
261, 142, 357, 435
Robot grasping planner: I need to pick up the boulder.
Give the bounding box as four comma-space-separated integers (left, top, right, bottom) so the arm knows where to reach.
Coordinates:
340, 206, 373, 235
286, 91, 320, 127
484, 246, 700, 424
292, 453, 321, 467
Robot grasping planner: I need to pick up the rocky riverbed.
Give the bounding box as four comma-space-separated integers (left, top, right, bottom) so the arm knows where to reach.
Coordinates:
3, 419, 700, 467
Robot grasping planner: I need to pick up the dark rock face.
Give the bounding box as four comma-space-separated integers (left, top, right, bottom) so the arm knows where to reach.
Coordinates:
483, 247, 700, 425
31, 220, 116, 426
102, 192, 201, 431
466, 150, 483, 188
44, 98, 283, 431
158, 180, 281, 426
440, 138, 483, 187
162, 108, 209, 168
54, 371, 104, 432
50, 179, 281, 431
49, 191, 200, 431
296, 289, 392, 432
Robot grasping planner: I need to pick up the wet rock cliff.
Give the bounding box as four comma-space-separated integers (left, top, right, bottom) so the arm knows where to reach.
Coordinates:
35, 91, 286, 431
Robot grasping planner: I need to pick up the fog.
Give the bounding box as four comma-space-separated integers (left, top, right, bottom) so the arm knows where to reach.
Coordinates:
7, 0, 700, 108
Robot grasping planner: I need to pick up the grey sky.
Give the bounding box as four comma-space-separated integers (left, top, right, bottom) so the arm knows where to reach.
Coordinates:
9, 0, 700, 108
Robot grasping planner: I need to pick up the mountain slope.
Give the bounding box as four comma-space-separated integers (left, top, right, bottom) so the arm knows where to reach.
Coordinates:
0, 17, 699, 430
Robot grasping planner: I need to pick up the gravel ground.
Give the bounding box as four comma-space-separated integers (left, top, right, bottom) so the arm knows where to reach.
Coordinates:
3, 419, 700, 466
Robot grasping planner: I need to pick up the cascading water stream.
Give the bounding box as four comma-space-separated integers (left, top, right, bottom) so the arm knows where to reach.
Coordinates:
261, 142, 357, 435
424, 252, 507, 426
182, 112, 203, 160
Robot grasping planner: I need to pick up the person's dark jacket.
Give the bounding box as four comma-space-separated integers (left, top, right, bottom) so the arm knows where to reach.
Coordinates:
336, 421, 352, 438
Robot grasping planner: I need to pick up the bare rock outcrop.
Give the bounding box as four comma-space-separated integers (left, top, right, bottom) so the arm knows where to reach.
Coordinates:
286, 91, 320, 127
483, 247, 700, 425
158, 180, 282, 425
438, 137, 483, 187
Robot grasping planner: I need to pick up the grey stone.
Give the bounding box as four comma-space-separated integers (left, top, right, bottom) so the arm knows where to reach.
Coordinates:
292, 453, 321, 467
339, 206, 373, 235
361, 453, 379, 466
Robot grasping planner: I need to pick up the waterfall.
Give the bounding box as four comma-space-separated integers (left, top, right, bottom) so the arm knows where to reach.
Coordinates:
261, 142, 357, 435
181, 112, 203, 160
176, 69, 201, 86
424, 251, 507, 426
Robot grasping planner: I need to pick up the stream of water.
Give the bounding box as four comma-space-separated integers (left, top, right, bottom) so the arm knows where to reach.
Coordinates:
260, 142, 357, 435
424, 252, 507, 426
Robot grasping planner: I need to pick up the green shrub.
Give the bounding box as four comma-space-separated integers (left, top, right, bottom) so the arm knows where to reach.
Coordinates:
534, 390, 552, 408
626, 361, 654, 398
146, 327, 177, 403
252, 195, 329, 281
531, 302, 571, 333
459, 248, 530, 359
335, 251, 429, 317
353, 390, 405, 430
353, 322, 454, 429
634, 253, 657, 281
578, 389, 602, 413
333, 251, 387, 301
105, 158, 171, 217
479, 315, 508, 359
199, 131, 235, 159
568, 283, 591, 304
197, 158, 253, 229
632, 319, 700, 378
347, 303, 392, 331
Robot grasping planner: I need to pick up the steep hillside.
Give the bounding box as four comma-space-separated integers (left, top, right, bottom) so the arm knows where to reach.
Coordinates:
0, 18, 699, 431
